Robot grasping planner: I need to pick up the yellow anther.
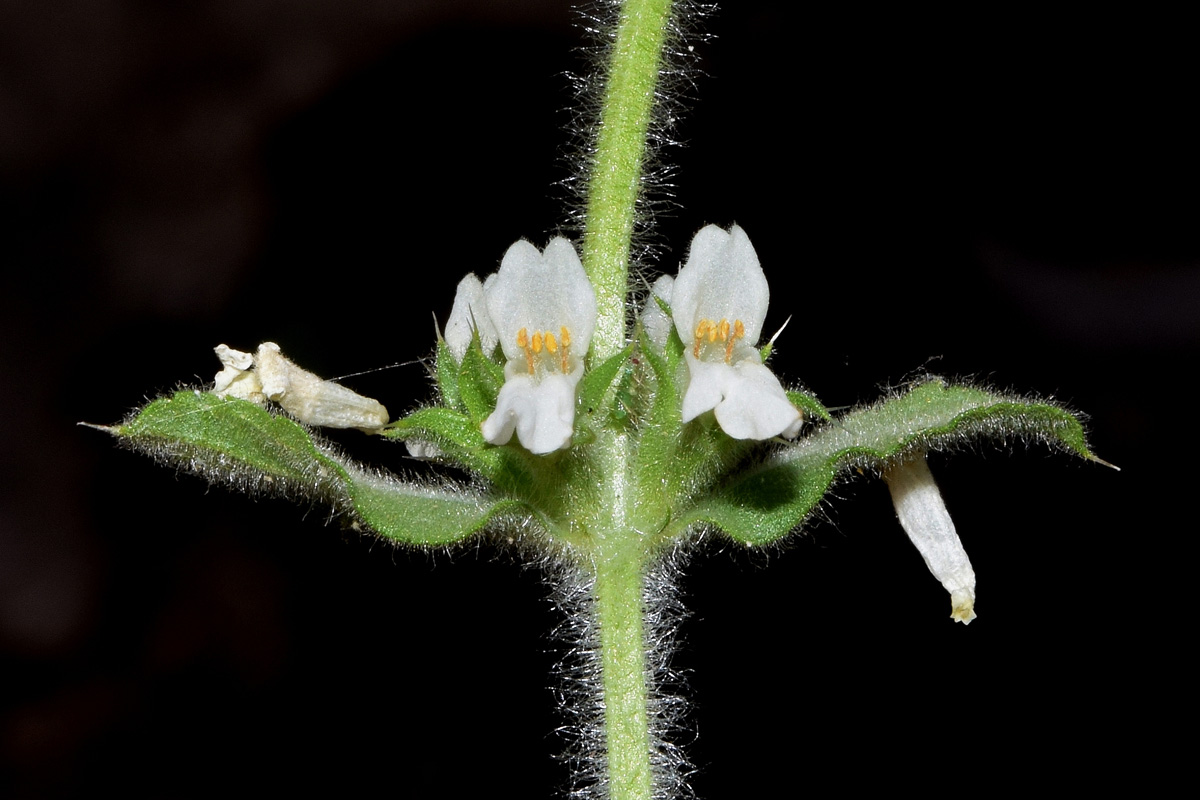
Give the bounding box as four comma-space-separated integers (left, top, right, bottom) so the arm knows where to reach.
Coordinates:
734, 319, 745, 339
560, 326, 571, 348
718, 319, 731, 342
545, 331, 558, 354
693, 320, 711, 357
532, 331, 544, 354
517, 327, 534, 373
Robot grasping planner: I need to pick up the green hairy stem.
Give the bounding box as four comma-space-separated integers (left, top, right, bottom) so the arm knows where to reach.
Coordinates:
582, 0, 674, 362
594, 548, 654, 799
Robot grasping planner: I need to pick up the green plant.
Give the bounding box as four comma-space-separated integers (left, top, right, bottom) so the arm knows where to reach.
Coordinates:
95, 2, 1109, 797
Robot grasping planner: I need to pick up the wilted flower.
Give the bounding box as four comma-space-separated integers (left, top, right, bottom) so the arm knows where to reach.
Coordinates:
883, 454, 977, 624
212, 342, 389, 433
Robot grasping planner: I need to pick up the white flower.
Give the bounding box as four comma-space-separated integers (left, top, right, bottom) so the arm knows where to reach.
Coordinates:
444, 273, 499, 361
883, 455, 977, 624
478, 237, 596, 454
671, 224, 801, 440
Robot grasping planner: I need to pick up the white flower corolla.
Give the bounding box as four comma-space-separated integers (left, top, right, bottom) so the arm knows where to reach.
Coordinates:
444, 273, 499, 361
479, 237, 596, 454
672, 224, 802, 440
883, 455, 977, 624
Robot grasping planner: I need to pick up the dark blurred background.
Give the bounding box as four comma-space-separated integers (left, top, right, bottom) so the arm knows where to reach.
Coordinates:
1, 2, 1188, 797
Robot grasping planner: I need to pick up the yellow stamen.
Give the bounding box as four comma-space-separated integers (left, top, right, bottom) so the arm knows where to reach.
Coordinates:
545, 331, 558, 354
532, 331, 543, 354
718, 319, 731, 342
560, 326, 570, 348
517, 327, 534, 373
694, 320, 711, 357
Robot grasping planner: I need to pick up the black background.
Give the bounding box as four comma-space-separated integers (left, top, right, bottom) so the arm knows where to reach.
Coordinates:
1, 2, 1186, 797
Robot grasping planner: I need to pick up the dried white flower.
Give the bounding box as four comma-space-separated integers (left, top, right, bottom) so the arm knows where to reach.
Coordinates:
212, 342, 389, 433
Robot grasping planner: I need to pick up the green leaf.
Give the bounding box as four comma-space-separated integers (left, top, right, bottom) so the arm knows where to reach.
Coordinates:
664, 379, 1100, 547
110, 390, 519, 546
345, 468, 525, 546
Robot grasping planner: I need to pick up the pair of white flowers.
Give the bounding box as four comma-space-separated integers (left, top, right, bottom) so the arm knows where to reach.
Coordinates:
445, 224, 802, 455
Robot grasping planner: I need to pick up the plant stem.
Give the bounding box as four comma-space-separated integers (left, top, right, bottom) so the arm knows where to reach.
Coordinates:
582, 0, 675, 361
594, 543, 653, 800
580, 2, 675, 796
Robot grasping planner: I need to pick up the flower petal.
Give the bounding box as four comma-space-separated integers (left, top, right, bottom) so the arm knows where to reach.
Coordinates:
715, 361, 803, 440
681, 354, 801, 439
883, 456, 977, 624
481, 372, 579, 454
641, 274, 675, 350
671, 224, 769, 345
486, 237, 595, 361
445, 273, 498, 361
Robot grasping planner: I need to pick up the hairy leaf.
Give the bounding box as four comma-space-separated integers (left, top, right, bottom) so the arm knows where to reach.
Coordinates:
110, 390, 519, 546
666, 379, 1099, 546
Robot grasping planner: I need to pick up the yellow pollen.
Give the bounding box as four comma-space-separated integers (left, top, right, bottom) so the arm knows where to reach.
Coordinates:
532, 331, 544, 354
560, 326, 571, 348
545, 331, 558, 354
718, 319, 731, 342
734, 319, 745, 338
